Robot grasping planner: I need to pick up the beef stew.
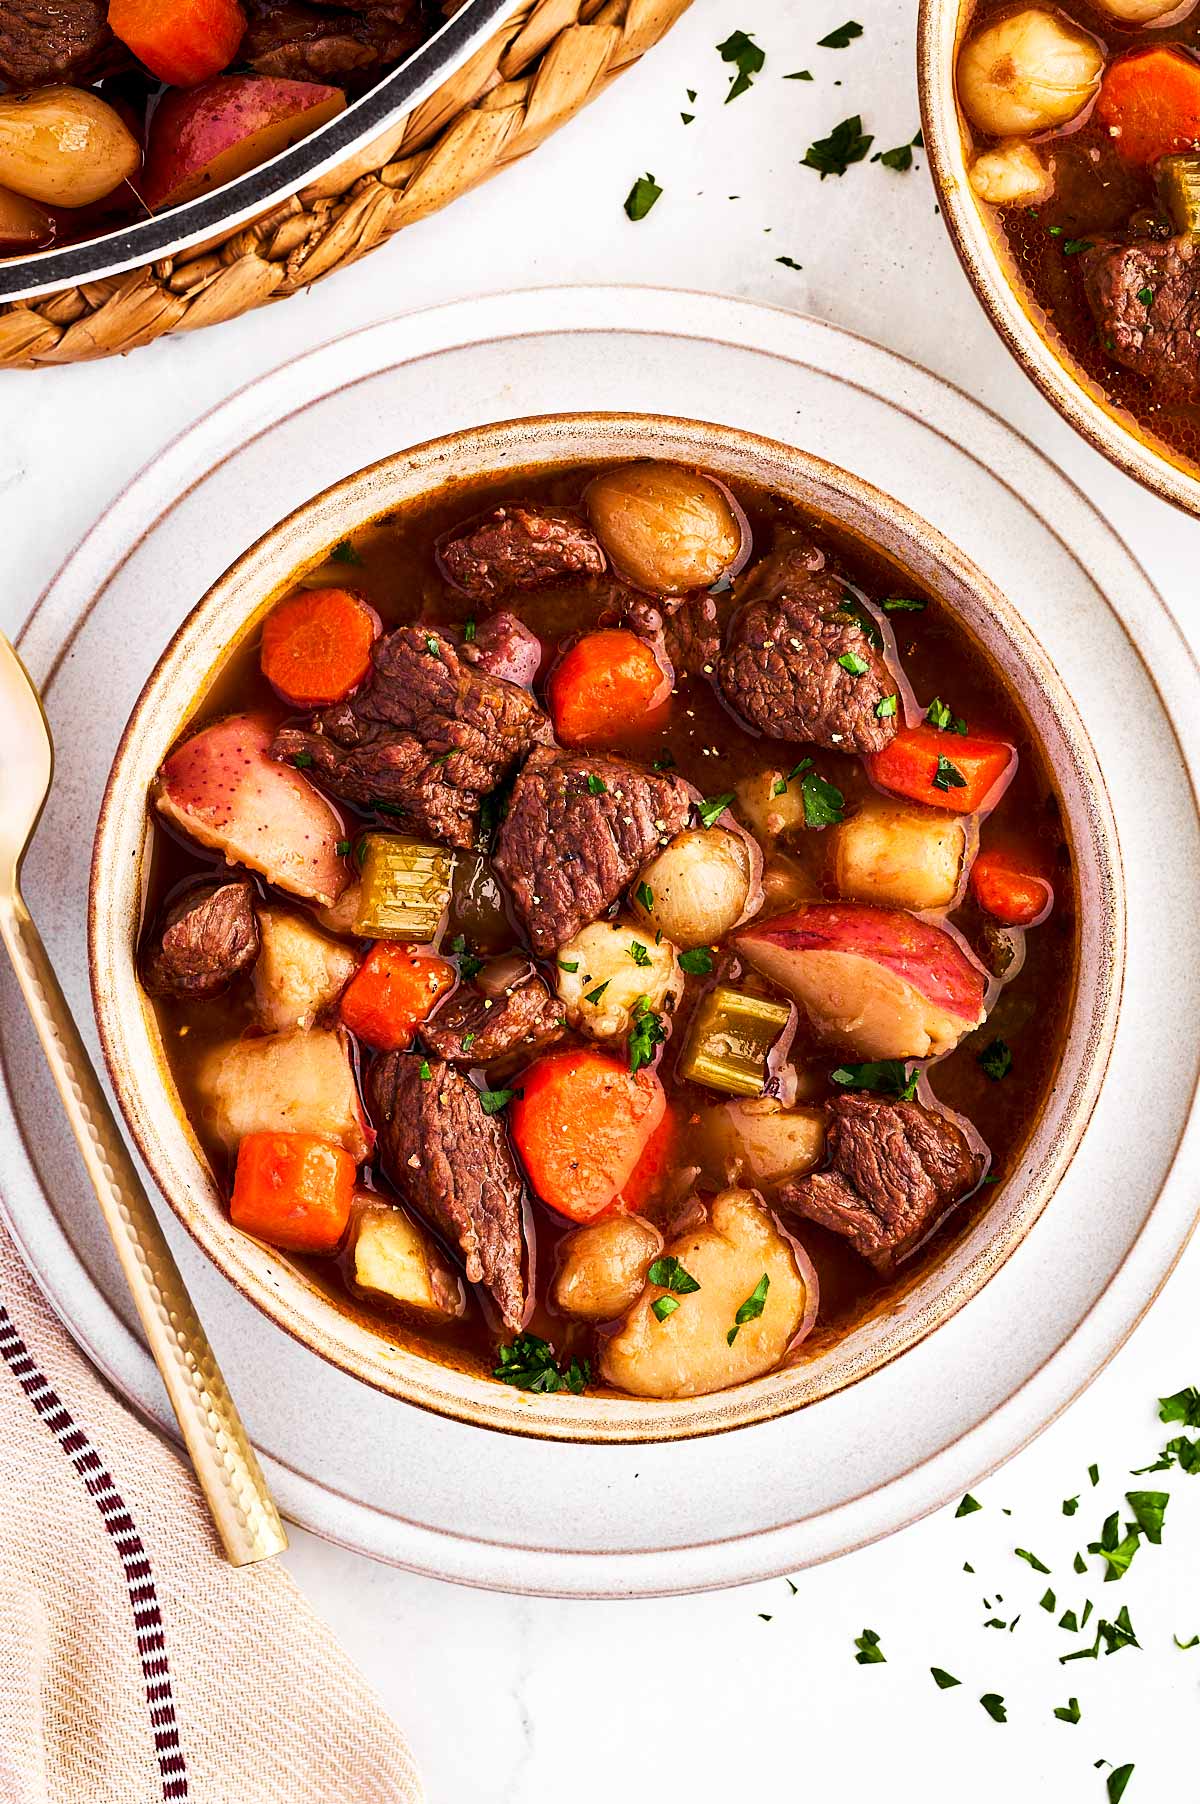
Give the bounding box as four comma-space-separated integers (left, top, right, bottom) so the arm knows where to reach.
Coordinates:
139, 456, 1078, 1403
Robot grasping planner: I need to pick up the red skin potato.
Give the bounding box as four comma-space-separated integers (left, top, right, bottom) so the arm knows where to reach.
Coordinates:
140, 74, 345, 210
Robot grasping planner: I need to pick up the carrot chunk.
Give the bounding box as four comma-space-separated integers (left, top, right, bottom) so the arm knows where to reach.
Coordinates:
260, 587, 378, 708
339, 944, 455, 1051
970, 848, 1054, 927
108, 0, 246, 87
510, 1047, 667, 1222
617, 1106, 677, 1214
865, 724, 1015, 815
1096, 47, 1200, 167
548, 629, 672, 747
230, 1131, 355, 1254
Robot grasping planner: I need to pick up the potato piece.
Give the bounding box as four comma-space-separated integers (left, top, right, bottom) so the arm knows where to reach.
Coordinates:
632, 827, 762, 949
699, 1099, 825, 1190
735, 767, 806, 843
584, 462, 745, 595
600, 1189, 816, 1399
1090, 0, 1185, 17
830, 800, 969, 911
350, 1199, 466, 1320
194, 1027, 369, 1159
969, 141, 1055, 207
551, 1214, 663, 1321
957, 9, 1102, 138
556, 919, 683, 1041
253, 907, 359, 1032
313, 880, 362, 939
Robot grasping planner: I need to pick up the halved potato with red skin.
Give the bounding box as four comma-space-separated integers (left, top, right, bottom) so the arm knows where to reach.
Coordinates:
154, 713, 347, 907
735, 904, 987, 1060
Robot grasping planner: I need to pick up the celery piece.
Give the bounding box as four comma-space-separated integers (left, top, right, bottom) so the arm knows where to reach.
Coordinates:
679, 985, 792, 1097
354, 834, 452, 941
1158, 155, 1200, 237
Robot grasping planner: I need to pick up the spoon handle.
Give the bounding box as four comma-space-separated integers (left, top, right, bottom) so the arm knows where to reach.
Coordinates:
0, 890, 287, 1567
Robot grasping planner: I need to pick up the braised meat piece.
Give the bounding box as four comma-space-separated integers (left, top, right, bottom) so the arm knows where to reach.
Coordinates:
0, 0, 123, 86
718, 542, 898, 755
271, 624, 552, 850
243, 0, 425, 80
141, 880, 260, 1001
621, 593, 721, 679
779, 1093, 985, 1272
368, 1052, 526, 1329
438, 505, 606, 601
459, 611, 542, 688
1081, 235, 1200, 399
494, 747, 693, 954
422, 972, 566, 1065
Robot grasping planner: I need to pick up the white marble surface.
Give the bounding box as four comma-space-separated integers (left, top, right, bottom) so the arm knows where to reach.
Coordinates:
3, 0, 1199, 1797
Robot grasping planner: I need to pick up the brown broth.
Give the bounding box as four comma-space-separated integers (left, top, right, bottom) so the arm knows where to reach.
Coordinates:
143, 461, 1078, 1389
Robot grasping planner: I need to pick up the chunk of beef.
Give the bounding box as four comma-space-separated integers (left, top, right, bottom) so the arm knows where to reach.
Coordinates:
779, 1093, 985, 1272
718, 542, 898, 755
368, 1052, 526, 1328
0, 0, 123, 86
494, 747, 693, 953
1081, 235, 1200, 399
271, 625, 552, 850
459, 611, 542, 688
422, 972, 566, 1065
243, 0, 424, 80
438, 505, 606, 601
620, 593, 720, 679
141, 880, 260, 1001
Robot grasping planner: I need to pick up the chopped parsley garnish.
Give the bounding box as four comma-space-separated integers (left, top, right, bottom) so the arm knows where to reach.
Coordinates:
587, 773, 607, 794
930, 1668, 960, 1689
335, 838, 351, 856
679, 946, 714, 976
424, 634, 442, 659
628, 997, 666, 1073
479, 1088, 519, 1115
956, 1493, 983, 1517
494, 1333, 588, 1394
1107, 1766, 1134, 1804
800, 768, 845, 827
1040, 1589, 1057, 1612
926, 696, 968, 735
648, 1256, 700, 1295
584, 980, 610, 1005
652, 1295, 680, 1322
1074, 1552, 1088, 1574
1015, 1547, 1050, 1574
1133, 1434, 1200, 1475
1124, 1489, 1168, 1544
558, 958, 580, 973
290, 751, 314, 769
979, 1694, 1007, 1723
837, 592, 883, 648
802, 115, 873, 179
625, 173, 662, 221
696, 791, 735, 829
786, 68, 813, 80
418, 1060, 432, 1080
1053, 1697, 1081, 1724
882, 594, 926, 613
932, 753, 967, 792
1063, 1495, 1080, 1516
853, 1627, 886, 1664
819, 19, 862, 47
872, 130, 922, 171
832, 1060, 920, 1101
1136, 285, 1154, 308
979, 1038, 1012, 1084
329, 538, 362, 565
1088, 1512, 1141, 1583
773, 757, 812, 796
727, 1272, 769, 1345
1159, 1386, 1200, 1426
681, 111, 694, 124
1062, 238, 1093, 256
717, 28, 765, 101
1090, 1463, 1101, 1486
450, 934, 484, 980
636, 880, 655, 911
462, 618, 477, 642
876, 693, 898, 719
629, 941, 652, 967
1175, 1633, 1200, 1649
837, 650, 869, 676
461, 1032, 476, 1051
652, 749, 676, 770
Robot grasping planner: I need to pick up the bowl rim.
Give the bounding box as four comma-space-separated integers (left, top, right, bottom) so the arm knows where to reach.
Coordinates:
917, 0, 1200, 522
0, 0, 514, 305
88, 408, 1124, 1444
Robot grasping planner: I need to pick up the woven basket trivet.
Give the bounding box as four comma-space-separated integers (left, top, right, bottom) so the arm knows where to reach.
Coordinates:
0, 0, 692, 369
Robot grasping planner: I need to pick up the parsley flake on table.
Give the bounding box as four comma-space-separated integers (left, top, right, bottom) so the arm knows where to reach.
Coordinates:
494, 1333, 588, 1393
1015, 1547, 1051, 1574
1089, 1463, 1101, 1485
931, 1667, 960, 1689
1088, 1512, 1141, 1582
831, 1059, 920, 1101
776, 255, 803, 270
1040, 1589, 1057, 1612
717, 28, 764, 102
1107, 1766, 1134, 1803
956, 1493, 983, 1517
978, 1037, 1012, 1082
802, 115, 874, 179
853, 1627, 886, 1664
1159, 1385, 1200, 1425
1053, 1697, 1081, 1724
1063, 1495, 1080, 1516
1176, 1632, 1200, 1649
625, 173, 662, 221
872, 131, 922, 172
696, 791, 735, 829
819, 20, 863, 48
786, 68, 813, 80
1125, 1490, 1168, 1543
979, 1693, 1007, 1723
727, 1272, 770, 1345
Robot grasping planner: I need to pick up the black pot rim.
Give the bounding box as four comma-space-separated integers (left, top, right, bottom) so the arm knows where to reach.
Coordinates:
0, 0, 511, 305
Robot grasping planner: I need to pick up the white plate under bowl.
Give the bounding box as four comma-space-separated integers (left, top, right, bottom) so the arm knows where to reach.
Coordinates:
3, 287, 1199, 1596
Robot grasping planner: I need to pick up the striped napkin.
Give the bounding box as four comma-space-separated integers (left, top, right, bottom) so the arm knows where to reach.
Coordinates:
0, 1222, 422, 1804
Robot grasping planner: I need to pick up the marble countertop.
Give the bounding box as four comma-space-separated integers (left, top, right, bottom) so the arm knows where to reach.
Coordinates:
3, 1, 1198, 1797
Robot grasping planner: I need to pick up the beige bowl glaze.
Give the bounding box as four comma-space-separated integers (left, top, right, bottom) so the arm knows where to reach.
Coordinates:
89, 414, 1122, 1444
919, 0, 1200, 519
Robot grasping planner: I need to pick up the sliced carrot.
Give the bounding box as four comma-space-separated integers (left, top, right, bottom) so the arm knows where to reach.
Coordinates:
339, 944, 456, 1052
108, 0, 246, 87
230, 1131, 355, 1254
1096, 47, 1200, 167
866, 724, 1015, 815
509, 1047, 666, 1223
617, 1106, 677, 1214
548, 629, 672, 747
970, 848, 1054, 927
260, 587, 378, 708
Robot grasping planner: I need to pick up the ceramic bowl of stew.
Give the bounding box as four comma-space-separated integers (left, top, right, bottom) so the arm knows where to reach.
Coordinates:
88, 412, 1121, 1442
919, 0, 1200, 518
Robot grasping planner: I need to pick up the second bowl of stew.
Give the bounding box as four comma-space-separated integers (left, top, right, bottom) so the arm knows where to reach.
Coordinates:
89, 413, 1121, 1442
920, 0, 1200, 517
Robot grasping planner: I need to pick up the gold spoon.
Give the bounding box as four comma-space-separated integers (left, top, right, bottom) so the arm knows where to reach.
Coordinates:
0, 634, 287, 1566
